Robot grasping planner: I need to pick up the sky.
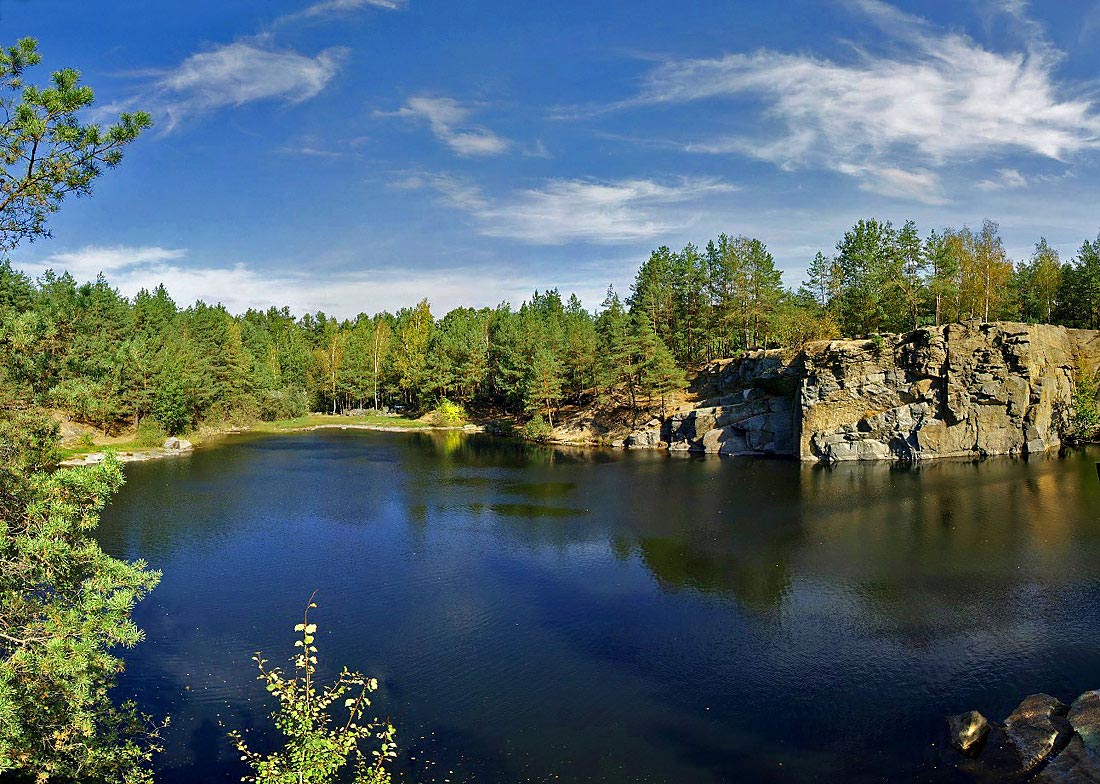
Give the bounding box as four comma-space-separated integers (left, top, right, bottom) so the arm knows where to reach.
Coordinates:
3, 0, 1100, 317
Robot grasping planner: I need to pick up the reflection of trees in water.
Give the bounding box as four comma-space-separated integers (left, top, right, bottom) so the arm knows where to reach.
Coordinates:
407, 431, 623, 468
636, 535, 794, 612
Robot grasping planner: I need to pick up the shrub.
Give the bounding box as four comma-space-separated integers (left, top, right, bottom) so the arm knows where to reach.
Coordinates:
77, 431, 95, 448
229, 600, 397, 784
1069, 371, 1100, 442
521, 415, 553, 442
152, 378, 191, 435
258, 387, 311, 421
429, 398, 467, 426
133, 419, 167, 447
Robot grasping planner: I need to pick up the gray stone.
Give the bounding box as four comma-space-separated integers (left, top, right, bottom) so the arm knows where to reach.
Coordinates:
1036, 736, 1100, 783
947, 710, 990, 757
1069, 691, 1100, 753
164, 437, 180, 449
664, 322, 1100, 462
1003, 693, 1071, 771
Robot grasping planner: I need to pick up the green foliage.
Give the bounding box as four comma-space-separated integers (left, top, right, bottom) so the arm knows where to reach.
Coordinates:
520, 414, 553, 442
0, 38, 151, 250
0, 36, 163, 784
133, 418, 167, 448
230, 601, 397, 784
429, 397, 467, 426
0, 421, 163, 782
1069, 372, 1100, 442
258, 386, 310, 421
152, 376, 191, 435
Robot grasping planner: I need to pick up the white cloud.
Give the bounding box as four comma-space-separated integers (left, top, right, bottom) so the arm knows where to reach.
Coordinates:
29, 246, 187, 279
381, 96, 511, 157
976, 168, 1029, 191
401, 175, 736, 244
118, 41, 348, 130
624, 1, 1100, 201
274, 0, 405, 26
836, 164, 947, 205
13, 246, 625, 318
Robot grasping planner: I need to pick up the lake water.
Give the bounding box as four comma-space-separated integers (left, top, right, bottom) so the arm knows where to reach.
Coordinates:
95, 430, 1100, 783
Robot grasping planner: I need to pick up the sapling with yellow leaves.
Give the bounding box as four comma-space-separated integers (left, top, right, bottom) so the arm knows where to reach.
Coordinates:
229, 599, 397, 784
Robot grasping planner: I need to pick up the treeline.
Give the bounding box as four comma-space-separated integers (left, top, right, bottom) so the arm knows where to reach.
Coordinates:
796, 218, 1100, 336
3, 220, 1100, 437
0, 265, 686, 435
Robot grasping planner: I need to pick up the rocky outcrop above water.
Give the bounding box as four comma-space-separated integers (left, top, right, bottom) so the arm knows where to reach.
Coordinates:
659, 321, 1100, 462
664, 350, 801, 457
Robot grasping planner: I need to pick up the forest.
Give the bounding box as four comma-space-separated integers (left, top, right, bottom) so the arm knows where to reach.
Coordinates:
2, 219, 1099, 438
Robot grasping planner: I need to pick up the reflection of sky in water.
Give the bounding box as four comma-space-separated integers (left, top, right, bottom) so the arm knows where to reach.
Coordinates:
95, 432, 1100, 784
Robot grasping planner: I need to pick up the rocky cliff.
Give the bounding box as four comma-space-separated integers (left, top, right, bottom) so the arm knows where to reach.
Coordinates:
657, 321, 1100, 462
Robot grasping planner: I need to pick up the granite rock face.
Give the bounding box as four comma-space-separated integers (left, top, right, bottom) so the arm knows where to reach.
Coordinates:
666, 350, 800, 457
664, 321, 1100, 462
800, 321, 1097, 462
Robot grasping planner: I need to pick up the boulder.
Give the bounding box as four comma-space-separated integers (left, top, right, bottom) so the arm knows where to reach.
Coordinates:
625, 427, 663, 449
176, 439, 193, 452
1003, 693, 1071, 771
164, 437, 180, 450
1036, 736, 1100, 783
947, 710, 991, 757
1069, 691, 1100, 753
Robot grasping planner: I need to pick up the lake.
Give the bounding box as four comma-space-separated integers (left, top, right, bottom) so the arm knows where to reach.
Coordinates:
95, 430, 1100, 783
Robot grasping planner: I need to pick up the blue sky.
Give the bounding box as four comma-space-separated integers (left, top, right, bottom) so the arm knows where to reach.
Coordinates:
4, 0, 1100, 317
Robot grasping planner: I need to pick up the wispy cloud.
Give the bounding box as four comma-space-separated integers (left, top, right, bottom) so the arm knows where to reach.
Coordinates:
836, 165, 948, 205
399, 175, 736, 244
976, 168, 1029, 191
31, 246, 187, 278
379, 96, 511, 157
107, 41, 348, 131
274, 0, 405, 27
617, 1, 1100, 203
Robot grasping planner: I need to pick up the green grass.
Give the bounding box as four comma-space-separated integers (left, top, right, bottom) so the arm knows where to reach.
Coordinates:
242, 413, 434, 433
56, 413, 440, 459
58, 440, 145, 460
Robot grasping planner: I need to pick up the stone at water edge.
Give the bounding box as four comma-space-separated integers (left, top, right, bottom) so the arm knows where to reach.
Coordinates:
947, 710, 991, 757
1035, 736, 1100, 784
1069, 692, 1100, 752
1003, 693, 1072, 771
164, 437, 180, 450
176, 439, 193, 452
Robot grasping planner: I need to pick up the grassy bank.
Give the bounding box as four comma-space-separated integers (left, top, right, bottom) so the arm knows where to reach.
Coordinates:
57, 413, 444, 460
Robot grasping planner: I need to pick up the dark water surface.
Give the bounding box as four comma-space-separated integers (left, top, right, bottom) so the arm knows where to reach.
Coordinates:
96, 430, 1100, 783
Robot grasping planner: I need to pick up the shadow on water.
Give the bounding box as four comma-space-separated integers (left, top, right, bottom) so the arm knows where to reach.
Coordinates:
95, 430, 1100, 784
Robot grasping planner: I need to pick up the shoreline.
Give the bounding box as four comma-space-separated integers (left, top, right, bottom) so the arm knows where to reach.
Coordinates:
58, 419, 487, 467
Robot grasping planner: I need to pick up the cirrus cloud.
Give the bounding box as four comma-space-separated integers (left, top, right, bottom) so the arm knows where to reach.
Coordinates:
619, 1, 1100, 205
379, 96, 511, 157
397, 174, 736, 244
